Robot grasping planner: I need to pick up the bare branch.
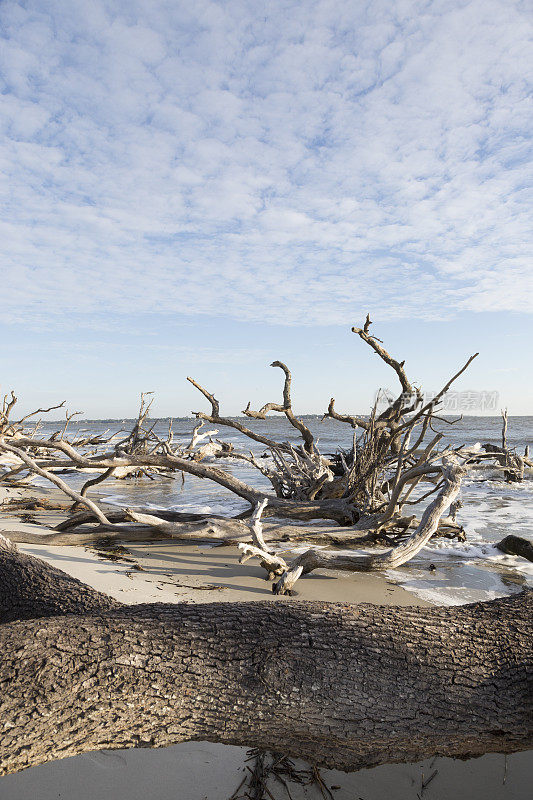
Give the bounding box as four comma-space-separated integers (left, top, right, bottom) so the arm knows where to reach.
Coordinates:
187, 376, 300, 454
399, 352, 479, 431
187, 377, 220, 417
243, 361, 316, 453
248, 498, 271, 552
501, 408, 508, 450
0, 439, 113, 527
323, 398, 369, 429
352, 316, 414, 395
16, 400, 66, 428
60, 409, 83, 440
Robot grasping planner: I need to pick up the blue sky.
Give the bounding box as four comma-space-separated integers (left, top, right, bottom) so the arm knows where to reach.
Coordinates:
1, 0, 532, 417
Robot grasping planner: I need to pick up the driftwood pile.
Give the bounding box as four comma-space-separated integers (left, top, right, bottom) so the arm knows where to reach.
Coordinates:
0, 317, 531, 594
0, 319, 532, 780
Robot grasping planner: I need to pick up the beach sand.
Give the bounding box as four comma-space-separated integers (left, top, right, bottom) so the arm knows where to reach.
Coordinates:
0, 483, 531, 799
0, 483, 430, 606
0, 742, 530, 800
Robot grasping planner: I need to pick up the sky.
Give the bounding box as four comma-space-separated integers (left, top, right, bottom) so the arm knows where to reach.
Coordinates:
1, 0, 532, 418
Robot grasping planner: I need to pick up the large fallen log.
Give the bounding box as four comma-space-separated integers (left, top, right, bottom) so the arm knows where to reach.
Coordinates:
0, 499, 463, 549
0, 537, 531, 777
0, 503, 375, 547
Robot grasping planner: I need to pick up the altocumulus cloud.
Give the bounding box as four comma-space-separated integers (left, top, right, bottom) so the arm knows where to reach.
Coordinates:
0, 0, 532, 329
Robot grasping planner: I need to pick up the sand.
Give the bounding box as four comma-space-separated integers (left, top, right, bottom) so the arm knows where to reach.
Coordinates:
0, 482, 531, 799
0, 742, 531, 800
0, 483, 430, 606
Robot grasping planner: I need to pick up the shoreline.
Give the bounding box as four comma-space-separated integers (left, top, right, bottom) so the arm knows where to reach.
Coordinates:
0, 482, 430, 608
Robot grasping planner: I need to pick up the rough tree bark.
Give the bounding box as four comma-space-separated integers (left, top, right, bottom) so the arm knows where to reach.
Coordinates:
0, 538, 531, 777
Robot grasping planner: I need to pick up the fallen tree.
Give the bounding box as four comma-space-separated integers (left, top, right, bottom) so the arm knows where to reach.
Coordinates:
0, 535, 531, 777
0, 318, 530, 597
0, 318, 487, 540
239, 456, 467, 593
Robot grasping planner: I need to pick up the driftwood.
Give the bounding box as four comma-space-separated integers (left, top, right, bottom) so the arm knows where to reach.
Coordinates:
53, 507, 249, 531
0, 318, 529, 583
0, 431, 356, 525
240, 458, 466, 593
0, 481, 467, 552
0, 537, 531, 776
0, 500, 378, 548
242, 361, 316, 453
467, 410, 530, 483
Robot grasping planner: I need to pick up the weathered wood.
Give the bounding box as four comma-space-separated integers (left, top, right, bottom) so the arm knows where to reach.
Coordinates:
0, 440, 114, 526
0, 319, 526, 575
242, 361, 316, 454
123, 508, 252, 540
54, 507, 243, 531
78, 467, 116, 499
249, 498, 271, 552
239, 543, 288, 580
1, 513, 374, 549
242, 459, 466, 594
0, 542, 531, 776
3, 436, 357, 524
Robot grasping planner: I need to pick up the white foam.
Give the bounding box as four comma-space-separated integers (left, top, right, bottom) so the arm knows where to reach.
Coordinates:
397, 585, 506, 607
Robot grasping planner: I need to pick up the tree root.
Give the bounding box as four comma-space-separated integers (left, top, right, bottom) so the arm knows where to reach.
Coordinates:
240, 460, 467, 594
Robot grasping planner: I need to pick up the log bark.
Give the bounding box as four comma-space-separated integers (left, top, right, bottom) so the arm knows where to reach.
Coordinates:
0, 543, 531, 776
53, 508, 247, 531
0, 541, 119, 624
0, 523, 376, 548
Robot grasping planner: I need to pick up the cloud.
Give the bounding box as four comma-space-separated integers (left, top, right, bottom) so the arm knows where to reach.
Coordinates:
1, 0, 532, 330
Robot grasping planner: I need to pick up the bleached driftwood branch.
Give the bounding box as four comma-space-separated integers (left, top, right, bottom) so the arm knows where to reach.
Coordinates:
240, 458, 467, 594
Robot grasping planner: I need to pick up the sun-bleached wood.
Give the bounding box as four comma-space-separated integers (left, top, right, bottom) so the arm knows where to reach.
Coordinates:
241, 459, 467, 594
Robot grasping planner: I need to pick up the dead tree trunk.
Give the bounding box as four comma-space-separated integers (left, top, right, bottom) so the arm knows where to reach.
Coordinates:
0, 541, 531, 777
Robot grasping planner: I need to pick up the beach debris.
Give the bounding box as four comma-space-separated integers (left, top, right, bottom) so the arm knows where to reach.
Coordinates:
239, 458, 468, 594
0, 317, 529, 593
419, 767, 439, 796
228, 748, 336, 800
0, 496, 70, 512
